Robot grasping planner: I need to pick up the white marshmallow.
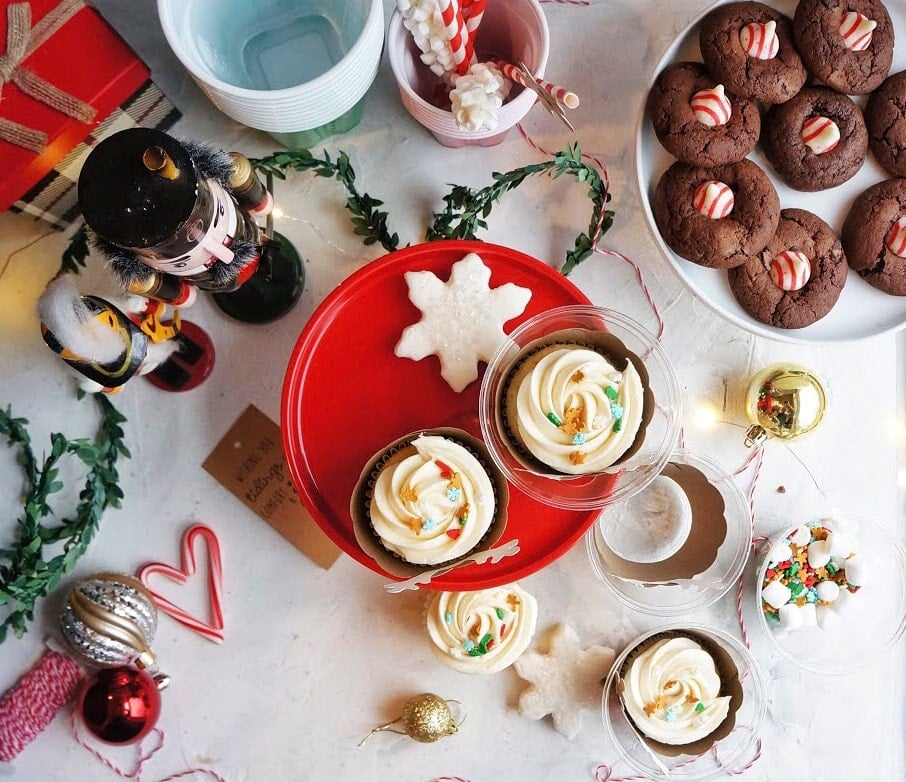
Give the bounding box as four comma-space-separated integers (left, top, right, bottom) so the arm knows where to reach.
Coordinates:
826, 531, 853, 558
762, 579, 792, 610
790, 526, 812, 546
843, 555, 867, 588
816, 580, 840, 603
807, 540, 832, 569
816, 605, 842, 630
779, 603, 804, 630
800, 602, 818, 627
768, 541, 793, 565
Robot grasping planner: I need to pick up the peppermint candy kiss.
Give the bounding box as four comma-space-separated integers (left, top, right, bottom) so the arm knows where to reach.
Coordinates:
691, 85, 732, 127
770, 250, 811, 291
839, 11, 877, 52
693, 180, 734, 219
885, 216, 906, 258
739, 20, 779, 59
802, 116, 840, 154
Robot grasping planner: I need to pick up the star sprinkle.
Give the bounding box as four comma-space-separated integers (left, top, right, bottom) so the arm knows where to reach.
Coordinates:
513, 622, 616, 740
394, 253, 532, 392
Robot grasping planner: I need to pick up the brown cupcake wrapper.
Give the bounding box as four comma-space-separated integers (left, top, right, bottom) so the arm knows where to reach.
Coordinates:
615, 629, 743, 757
351, 427, 509, 579
499, 328, 655, 475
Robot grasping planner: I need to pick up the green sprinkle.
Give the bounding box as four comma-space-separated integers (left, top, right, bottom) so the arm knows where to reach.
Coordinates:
790, 582, 804, 597
613, 418, 623, 433
468, 648, 482, 657
546, 411, 562, 426
826, 563, 837, 575
495, 607, 505, 620
604, 385, 618, 400
695, 702, 705, 713
479, 633, 493, 652
789, 562, 800, 576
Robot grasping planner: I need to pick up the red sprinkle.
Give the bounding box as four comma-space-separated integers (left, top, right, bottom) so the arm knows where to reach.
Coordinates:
446, 528, 462, 540
435, 460, 454, 478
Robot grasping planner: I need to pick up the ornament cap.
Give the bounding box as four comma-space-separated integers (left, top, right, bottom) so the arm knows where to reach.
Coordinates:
744, 424, 768, 448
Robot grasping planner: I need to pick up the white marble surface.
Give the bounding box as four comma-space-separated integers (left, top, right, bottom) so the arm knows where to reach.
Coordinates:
0, 1, 903, 780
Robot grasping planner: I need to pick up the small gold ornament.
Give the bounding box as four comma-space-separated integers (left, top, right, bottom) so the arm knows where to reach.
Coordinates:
744, 363, 827, 447
359, 693, 461, 745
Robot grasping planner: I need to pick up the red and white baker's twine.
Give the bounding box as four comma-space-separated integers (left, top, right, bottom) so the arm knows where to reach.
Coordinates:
595, 726, 763, 780
0, 650, 82, 762
733, 447, 768, 650
71, 711, 228, 782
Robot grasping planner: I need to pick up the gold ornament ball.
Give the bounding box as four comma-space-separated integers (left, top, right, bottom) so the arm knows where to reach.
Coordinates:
400, 693, 458, 743
744, 363, 827, 446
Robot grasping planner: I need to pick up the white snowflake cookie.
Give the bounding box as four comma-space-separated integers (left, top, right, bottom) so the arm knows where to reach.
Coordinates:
395, 253, 532, 392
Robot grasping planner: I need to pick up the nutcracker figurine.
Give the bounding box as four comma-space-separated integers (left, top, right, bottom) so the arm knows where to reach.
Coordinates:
37, 274, 213, 393
77, 127, 303, 323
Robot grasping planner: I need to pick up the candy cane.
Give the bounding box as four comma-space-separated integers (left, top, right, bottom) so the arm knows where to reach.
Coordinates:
137, 524, 225, 644
492, 59, 580, 109
438, 0, 472, 75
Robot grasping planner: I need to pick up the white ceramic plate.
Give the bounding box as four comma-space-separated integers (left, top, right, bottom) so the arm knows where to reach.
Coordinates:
636, 0, 906, 344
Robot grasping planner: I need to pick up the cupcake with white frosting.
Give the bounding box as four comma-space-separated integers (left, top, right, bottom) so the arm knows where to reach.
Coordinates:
500, 330, 651, 476
618, 633, 736, 748
351, 428, 508, 576
426, 583, 537, 674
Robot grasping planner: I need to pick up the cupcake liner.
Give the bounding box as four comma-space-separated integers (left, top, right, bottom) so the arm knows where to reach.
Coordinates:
615, 628, 743, 758
350, 427, 509, 579
598, 462, 728, 585
498, 327, 655, 476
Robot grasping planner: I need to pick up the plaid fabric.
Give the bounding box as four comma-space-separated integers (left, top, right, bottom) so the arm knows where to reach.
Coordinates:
9, 79, 181, 231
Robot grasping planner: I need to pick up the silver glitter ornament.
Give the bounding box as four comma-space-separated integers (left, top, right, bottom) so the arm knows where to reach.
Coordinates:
60, 572, 160, 670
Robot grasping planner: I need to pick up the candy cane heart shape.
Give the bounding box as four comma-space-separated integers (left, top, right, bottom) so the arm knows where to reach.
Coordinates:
137, 524, 225, 644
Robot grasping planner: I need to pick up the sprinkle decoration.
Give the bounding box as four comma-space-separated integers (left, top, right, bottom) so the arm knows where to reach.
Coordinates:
604, 385, 618, 401
801, 116, 840, 155
839, 11, 877, 51
546, 411, 563, 426
690, 85, 732, 127
739, 20, 779, 59
769, 249, 811, 291
885, 216, 906, 258
760, 522, 861, 629
137, 523, 225, 645
693, 180, 734, 219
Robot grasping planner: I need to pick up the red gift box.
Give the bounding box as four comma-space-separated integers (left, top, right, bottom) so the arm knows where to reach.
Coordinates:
0, 0, 179, 229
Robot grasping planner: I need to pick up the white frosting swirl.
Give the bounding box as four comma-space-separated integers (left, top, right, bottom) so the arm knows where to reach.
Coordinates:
426, 584, 537, 673
622, 637, 732, 746
370, 435, 495, 565
513, 347, 645, 474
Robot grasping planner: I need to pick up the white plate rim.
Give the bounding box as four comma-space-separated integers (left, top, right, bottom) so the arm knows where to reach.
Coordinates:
634, 0, 906, 345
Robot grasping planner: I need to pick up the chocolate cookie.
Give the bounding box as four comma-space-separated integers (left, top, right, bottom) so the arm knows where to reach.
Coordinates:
866, 71, 906, 177
762, 87, 868, 191
793, 0, 894, 95
700, 2, 806, 105
653, 159, 780, 269
841, 178, 906, 295
647, 61, 761, 166
729, 208, 847, 329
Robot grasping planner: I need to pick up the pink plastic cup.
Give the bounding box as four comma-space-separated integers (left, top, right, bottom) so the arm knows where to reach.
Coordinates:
387, 0, 550, 148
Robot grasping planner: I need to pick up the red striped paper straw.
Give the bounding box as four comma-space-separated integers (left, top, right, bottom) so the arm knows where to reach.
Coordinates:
492, 59, 580, 109
465, 0, 487, 41
438, 0, 472, 76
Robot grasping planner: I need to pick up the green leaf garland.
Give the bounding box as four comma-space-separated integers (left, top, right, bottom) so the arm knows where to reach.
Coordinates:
0, 393, 129, 644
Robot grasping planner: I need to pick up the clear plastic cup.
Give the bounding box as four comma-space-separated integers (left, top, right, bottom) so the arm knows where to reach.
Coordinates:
587, 449, 753, 615
387, 0, 550, 147
479, 306, 682, 511
157, 0, 383, 145
602, 624, 766, 781
755, 516, 906, 675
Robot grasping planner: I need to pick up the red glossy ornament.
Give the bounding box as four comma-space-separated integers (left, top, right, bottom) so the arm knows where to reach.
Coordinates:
78, 667, 162, 744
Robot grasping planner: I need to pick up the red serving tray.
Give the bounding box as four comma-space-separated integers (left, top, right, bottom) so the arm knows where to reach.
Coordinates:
281, 239, 610, 589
